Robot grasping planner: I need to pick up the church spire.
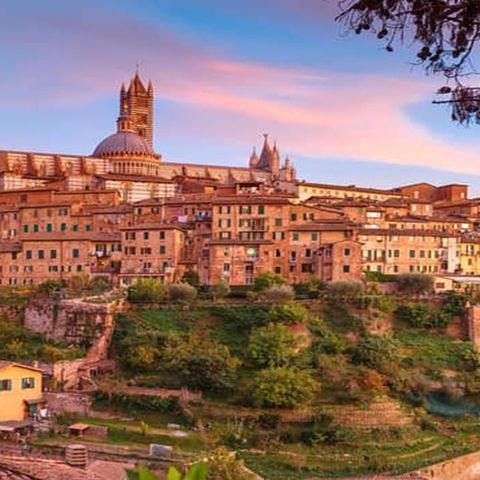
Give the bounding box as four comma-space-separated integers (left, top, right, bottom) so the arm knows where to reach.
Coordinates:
120, 71, 154, 147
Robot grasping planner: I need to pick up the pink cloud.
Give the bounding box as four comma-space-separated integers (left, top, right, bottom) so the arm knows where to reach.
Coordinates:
0, 0, 479, 178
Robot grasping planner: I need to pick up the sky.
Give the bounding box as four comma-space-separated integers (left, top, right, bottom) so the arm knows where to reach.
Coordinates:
1, 0, 480, 193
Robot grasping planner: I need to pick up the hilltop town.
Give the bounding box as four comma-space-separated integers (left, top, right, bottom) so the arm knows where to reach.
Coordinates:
3, 74, 480, 479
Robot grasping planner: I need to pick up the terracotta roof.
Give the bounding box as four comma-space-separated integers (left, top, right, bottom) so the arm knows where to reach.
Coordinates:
0, 361, 43, 373
358, 228, 458, 237
0, 242, 22, 253
20, 232, 121, 242
297, 181, 404, 196
121, 222, 185, 231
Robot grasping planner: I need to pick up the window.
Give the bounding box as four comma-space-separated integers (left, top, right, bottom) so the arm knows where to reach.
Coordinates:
159, 231, 165, 240
72, 249, 79, 258
301, 263, 313, 273
305, 249, 311, 258
272, 232, 284, 240
0, 379, 12, 391
11, 252, 17, 261
258, 206, 265, 215
275, 249, 281, 258
160, 246, 166, 254
290, 213, 298, 221
143, 232, 149, 240
22, 377, 35, 389
46, 223, 53, 233
22, 225, 29, 233
85, 224, 92, 232
59, 208, 68, 216
292, 233, 299, 242
343, 265, 351, 273
50, 250, 57, 259
60, 223, 67, 232
275, 218, 283, 227
223, 263, 230, 273
33, 224, 39, 233
409, 250, 415, 258
38, 250, 45, 260
72, 224, 79, 232
140, 247, 152, 255
274, 266, 282, 274
311, 233, 318, 241
76, 265, 83, 272
344, 248, 351, 256
26, 250, 32, 260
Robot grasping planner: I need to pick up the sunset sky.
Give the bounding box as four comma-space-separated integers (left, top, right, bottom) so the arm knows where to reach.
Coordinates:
1, 0, 480, 191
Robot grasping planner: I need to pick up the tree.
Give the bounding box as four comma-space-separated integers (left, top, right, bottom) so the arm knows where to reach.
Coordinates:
167, 283, 198, 305
337, 0, 480, 124
260, 284, 295, 305
253, 272, 285, 292
268, 303, 309, 324
351, 334, 401, 374
125, 344, 158, 371
396, 274, 433, 295
127, 278, 165, 304
211, 279, 231, 301
326, 280, 364, 301
248, 323, 299, 368
163, 334, 240, 391
252, 367, 319, 408
207, 447, 256, 480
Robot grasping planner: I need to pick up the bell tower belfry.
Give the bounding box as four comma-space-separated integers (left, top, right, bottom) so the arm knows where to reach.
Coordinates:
120, 70, 154, 148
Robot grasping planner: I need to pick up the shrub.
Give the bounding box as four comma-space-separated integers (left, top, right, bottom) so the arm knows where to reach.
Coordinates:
248, 323, 299, 368
211, 279, 231, 301
351, 334, 401, 374
163, 334, 240, 391
253, 272, 285, 292
127, 278, 166, 304
396, 274, 433, 295
181, 269, 200, 288
441, 291, 468, 317
395, 304, 431, 327
258, 413, 281, 430
37, 279, 66, 294
260, 284, 295, 304
373, 295, 397, 313
326, 280, 364, 301
268, 303, 309, 324
167, 282, 197, 305
207, 447, 255, 480
252, 367, 319, 408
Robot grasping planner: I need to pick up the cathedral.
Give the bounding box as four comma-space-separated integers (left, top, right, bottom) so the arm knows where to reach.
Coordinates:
0, 72, 297, 202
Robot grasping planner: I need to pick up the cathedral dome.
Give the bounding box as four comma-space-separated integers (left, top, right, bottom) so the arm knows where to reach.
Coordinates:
93, 131, 154, 157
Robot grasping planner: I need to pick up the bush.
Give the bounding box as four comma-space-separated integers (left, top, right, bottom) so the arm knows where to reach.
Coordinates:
211, 279, 231, 301
248, 323, 299, 368
326, 280, 364, 301
351, 334, 401, 374
395, 304, 431, 327
167, 282, 197, 305
127, 278, 166, 304
163, 334, 240, 391
253, 272, 285, 292
260, 284, 295, 304
258, 413, 281, 430
252, 367, 319, 408
396, 274, 433, 295
268, 303, 309, 324
181, 269, 200, 288
396, 304, 450, 329
441, 291, 468, 318
208, 447, 255, 480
